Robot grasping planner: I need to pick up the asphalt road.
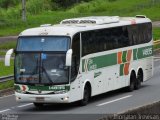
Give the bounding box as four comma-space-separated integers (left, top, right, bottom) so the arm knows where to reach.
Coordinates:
0, 58, 160, 120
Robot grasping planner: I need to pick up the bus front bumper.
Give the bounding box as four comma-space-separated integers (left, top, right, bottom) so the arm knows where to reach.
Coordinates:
15, 92, 70, 103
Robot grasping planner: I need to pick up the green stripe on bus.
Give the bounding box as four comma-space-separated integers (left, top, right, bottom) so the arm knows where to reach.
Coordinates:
122, 51, 127, 63
87, 53, 117, 71
120, 64, 124, 76
14, 85, 20, 90
133, 49, 138, 60
82, 59, 85, 72
137, 46, 153, 59
82, 45, 153, 72
15, 85, 70, 91
29, 85, 70, 91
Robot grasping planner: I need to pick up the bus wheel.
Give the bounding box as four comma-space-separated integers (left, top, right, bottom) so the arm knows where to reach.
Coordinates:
33, 103, 44, 108
80, 85, 90, 106
127, 72, 136, 92
135, 70, 143, 90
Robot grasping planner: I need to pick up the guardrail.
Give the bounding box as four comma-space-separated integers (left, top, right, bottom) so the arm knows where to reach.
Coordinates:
154, 40, 160, 45
0, 75, 14, 83
154, 40, 160, 51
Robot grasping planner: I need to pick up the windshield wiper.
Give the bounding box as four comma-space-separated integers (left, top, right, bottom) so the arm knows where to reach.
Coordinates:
41, 64, 55, 84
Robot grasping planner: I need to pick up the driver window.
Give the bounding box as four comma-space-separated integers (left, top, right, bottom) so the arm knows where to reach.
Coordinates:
71, 33, 80, 82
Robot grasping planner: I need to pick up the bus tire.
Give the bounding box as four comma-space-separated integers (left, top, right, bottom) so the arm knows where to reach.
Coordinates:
135, 70, 143, 90
80, 84, 91, 106
33, 103, 44, 108
127, 72, 136, 92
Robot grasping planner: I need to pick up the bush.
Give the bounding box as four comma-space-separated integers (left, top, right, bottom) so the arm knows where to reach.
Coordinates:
51, 0, 92, 8
0, 0, 19, 9
26, 0, 52, 15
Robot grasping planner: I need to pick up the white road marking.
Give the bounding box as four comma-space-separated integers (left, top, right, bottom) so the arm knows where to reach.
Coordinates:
0, 103, 32, 114
17, 103, 33, 108
0, 109, 11, 113
97, 95, 132, 107
0, 94, 15, 99
154, 57, 160, 59
154, 59, 160, 62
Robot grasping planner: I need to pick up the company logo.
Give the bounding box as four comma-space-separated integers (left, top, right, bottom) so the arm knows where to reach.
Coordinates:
88, 59, 97, 71
19, 85, 29, 92
143, 48, 152, 56
22, 85, 26, 91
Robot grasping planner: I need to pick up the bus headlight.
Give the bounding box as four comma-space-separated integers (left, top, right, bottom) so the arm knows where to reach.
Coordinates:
63, 96, 69, 101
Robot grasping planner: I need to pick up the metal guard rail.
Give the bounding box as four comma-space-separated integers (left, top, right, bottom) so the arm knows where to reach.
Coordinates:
0, 75, 14, 83
154, 40, 160, 45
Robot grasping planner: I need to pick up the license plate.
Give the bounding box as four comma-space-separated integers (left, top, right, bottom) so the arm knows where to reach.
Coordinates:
36, 97, 44, 102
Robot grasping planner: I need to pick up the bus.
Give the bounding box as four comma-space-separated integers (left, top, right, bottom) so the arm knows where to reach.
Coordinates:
5, 15, 153, 107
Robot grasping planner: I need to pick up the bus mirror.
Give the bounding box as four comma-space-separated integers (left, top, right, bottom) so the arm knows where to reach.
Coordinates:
66, 49, 73, 66
5, 49, 14, 66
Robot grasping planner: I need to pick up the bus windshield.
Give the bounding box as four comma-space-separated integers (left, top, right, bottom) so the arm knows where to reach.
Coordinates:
15, 53, 69, 85
15, 36, 70, 85
17, 36, 70, 51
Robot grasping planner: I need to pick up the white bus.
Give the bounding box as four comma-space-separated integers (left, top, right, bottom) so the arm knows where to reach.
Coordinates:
5, 15, 153, 107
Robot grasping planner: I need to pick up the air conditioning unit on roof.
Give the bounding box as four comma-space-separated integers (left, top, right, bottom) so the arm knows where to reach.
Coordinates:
60, 16, 120, 25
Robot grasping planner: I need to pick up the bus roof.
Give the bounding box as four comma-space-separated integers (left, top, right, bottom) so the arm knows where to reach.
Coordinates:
20, 16, 151, 37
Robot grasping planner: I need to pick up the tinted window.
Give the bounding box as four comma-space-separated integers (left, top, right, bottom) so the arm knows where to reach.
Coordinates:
82, 22, 152, 56
71, 33, 80, 81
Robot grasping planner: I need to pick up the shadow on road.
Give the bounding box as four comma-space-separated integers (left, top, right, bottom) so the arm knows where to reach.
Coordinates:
22, 84, 151, 112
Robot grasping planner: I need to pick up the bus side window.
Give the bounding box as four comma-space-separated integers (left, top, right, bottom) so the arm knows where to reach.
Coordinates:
71, 33, 80, 82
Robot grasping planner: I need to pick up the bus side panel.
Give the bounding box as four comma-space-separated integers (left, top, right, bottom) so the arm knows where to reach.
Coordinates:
69, 76, 83, 102
143, 57, 153, 81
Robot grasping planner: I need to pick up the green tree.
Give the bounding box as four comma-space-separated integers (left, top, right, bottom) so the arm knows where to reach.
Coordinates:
0, 0, 19, 9
51, 0, 92, 8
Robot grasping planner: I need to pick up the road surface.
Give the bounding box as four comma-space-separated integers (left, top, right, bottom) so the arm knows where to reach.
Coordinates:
0, 57, 160, 120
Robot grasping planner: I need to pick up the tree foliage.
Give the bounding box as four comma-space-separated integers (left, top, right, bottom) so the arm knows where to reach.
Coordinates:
0, 0, 19, 9
51, 0, 92, 8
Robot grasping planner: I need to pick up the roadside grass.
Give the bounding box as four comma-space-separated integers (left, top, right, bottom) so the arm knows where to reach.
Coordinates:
154, 44, 160, 50
0, 60, 14, 77
0, 11, 69, 36
153, 27, 160, 40
0, 41, 16, 50
0, 11, 88, 36
0, 51, 6, 56
0, 41, 16, 56
0, 12, 159, 41
69, 0, 160, 20
69, 0, 151, 13
0, 0, 160, 36
0, 80, 14, 90
0, 27, 23, 37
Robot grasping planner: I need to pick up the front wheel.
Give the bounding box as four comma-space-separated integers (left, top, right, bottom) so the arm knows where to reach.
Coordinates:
80, 86, 90, 106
